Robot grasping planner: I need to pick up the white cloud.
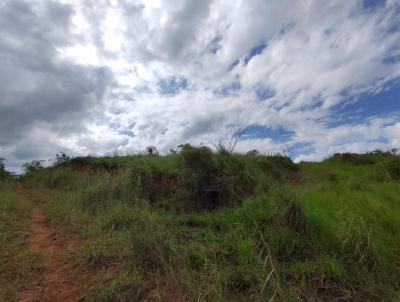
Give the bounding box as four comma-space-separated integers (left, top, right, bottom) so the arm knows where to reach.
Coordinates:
1, 0, 400, 173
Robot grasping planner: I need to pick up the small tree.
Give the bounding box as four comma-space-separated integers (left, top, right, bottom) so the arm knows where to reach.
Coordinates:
211, 125, 245, 155
55, 152, 70, 165
169, 147, 177, 154
0, 157, 5, 171
23, 160, 44, 174
0, 157, 9, 179
247, 149, 260, 156
146, 146, 159, 156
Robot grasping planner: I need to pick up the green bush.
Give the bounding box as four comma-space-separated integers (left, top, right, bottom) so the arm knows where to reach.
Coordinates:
45, 169, 77, 189
384, 156, 400, 180
178, 145, 257, 211
0, 158, 10, 179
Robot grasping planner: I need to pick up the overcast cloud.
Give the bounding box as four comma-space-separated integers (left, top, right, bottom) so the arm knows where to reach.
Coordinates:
1, 0, 400, 173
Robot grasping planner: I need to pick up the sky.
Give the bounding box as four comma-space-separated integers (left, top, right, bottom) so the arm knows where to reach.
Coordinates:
0, 0, 400, 173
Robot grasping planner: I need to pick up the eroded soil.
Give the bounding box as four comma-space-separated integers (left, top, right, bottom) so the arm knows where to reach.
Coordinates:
16, 185, 82, 302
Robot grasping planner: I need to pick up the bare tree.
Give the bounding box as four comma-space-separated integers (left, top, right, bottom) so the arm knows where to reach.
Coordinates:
205, 124, 246, 154
281, 144, 294, 157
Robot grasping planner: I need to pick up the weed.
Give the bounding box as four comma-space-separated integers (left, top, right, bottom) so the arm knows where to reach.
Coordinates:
282, 200, 307, 234
0, 181, 40, 301
19, 151, 400, 300
89, 269, 144, 302
384, 156, 400, 180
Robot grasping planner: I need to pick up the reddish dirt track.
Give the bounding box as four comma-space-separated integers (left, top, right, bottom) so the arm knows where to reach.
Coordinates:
16, 185, 81, 302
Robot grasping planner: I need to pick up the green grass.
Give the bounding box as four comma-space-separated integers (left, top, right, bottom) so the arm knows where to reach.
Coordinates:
0, 180, 39, 301
21, 150, 400, 301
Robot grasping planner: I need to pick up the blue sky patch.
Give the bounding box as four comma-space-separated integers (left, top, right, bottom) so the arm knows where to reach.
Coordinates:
244, 41, 268, 65
228, 59, 240, 71
328, 81, 400, 127
158, 76, 188, 96
238, 124, 294, 142
209, 35, 222, 54
119, 129, 135, 138
255, 86, 275, 101
290, 142, 316, 159
368, 136, 389, 144
362, 0, 386, 10
214, 80, 241, 97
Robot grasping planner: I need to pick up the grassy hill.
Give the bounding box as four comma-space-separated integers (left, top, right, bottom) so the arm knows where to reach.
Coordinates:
11, 146, 400, 301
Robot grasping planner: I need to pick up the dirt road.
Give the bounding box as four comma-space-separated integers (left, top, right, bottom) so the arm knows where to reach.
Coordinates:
16, 186, 81, 302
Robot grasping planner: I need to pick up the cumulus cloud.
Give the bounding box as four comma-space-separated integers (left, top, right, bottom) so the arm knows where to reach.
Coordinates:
0, 0, 113, 171
1, 0, 400, 173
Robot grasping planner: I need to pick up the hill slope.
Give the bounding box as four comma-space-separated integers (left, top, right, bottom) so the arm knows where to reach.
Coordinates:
12, 148, 400, 301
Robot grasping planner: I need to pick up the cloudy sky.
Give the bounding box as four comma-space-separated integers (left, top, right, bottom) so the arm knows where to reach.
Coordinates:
1, 0, 400, 172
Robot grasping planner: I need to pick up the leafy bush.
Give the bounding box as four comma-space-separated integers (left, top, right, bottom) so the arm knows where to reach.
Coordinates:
55, 152, 70, 165
331, 150, 398, 166
146, 145, 159, 156
45, 169, 77, 189
22, 160, 44, 174
178, 144, 219, 210
332, 153, 376, 165
178, 145, 257, 211
254, 155, 299, 180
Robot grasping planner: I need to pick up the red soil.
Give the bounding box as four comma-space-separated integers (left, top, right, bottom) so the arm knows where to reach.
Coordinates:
16, 185, 82, 302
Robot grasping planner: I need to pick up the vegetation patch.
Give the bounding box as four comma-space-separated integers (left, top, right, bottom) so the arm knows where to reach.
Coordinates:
14, 149, 400, 300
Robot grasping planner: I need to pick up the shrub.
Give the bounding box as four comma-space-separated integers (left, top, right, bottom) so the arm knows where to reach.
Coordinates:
384, 156, 400, 180
254, 155, 299, 179
45, 169, 77, 189
178, 145, 257, 211
178, 144, 219, 210
55, 152, 70, 166
0, 158, 10, 179
146, 146, 159, 156
246, 149, 260, 156
22, 160, 44, 174
330, 151, 397, 166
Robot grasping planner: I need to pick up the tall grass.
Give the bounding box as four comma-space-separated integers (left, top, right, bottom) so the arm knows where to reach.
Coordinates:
22, 150, 400, 301
0, 180, 39, 301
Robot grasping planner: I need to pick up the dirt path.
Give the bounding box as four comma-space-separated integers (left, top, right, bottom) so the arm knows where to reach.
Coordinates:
16, 186, 82, 302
